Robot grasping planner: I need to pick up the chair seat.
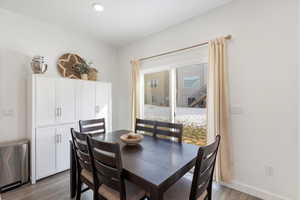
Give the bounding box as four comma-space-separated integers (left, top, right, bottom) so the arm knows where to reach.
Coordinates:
164, 176, 207, 200
82, 169, 145, 200
81, 169, 93, 183
98, 182, 145, 200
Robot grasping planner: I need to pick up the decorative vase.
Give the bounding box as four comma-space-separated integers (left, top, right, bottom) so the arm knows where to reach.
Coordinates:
88, 68, 98, 81
81, 74, 88, 80
31, 55, 48, 74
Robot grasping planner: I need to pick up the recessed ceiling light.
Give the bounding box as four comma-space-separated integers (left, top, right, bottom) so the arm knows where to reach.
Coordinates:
93, 3, 104, 12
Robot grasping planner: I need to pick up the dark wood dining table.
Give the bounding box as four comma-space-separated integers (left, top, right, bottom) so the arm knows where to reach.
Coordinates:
70, 130, 199, 200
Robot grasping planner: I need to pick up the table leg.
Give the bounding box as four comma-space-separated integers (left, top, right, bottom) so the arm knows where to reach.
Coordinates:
70, 142, 76, 198
150, 189, 163, 200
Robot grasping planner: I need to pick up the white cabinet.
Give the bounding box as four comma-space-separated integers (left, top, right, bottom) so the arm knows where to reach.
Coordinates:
36, 77, 56, 126
36, 127, 56, 179
76, 81, 96, 120
76, 81, 112, 131
56, 124, 74, 172
36, 124, 75, 180
35, 77, 76, 126
28, 75, 112, 183
56, 79, 76, 124
95, 83, 112, 132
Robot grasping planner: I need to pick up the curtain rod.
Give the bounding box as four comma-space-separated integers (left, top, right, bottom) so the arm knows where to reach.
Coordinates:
134, 35, 232, 62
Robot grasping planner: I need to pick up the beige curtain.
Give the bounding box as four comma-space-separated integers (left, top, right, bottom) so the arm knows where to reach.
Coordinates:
207, 37, 232, 182
131, 60, 141, 130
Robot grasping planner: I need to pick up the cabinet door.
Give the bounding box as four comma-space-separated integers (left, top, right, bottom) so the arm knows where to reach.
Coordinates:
36, 127, 56, 179
56, 124, 74, 172
76, 81, 96, 120
36, 77, 56, 126
56, 79, 76, 124
95, 83, 111, 132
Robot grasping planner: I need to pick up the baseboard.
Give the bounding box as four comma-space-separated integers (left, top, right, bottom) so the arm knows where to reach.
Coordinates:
220, 181, 291, 200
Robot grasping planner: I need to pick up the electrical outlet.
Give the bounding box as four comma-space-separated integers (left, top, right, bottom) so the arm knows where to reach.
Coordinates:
265, 166, 274, 177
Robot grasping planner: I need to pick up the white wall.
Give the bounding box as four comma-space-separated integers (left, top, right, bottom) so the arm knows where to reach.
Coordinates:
117, 0, 298, 199
0, 9, 119, 142
298, 0, 300, 198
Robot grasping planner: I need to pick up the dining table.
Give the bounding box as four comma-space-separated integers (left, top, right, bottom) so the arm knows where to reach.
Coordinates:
69, 130, 199, 200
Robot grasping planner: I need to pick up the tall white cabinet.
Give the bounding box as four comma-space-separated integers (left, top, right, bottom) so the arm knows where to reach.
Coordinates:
28, 75, 112, 183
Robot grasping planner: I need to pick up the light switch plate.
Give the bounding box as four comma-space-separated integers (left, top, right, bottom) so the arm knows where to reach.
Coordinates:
2, 109, 14, 117
230, 106, 243, 115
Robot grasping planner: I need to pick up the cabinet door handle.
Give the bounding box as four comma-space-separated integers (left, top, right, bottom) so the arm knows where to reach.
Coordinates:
55, 134, 59, 144
59, 134, 62, 143
95, 105, 99, 114
59, 107, 62, 118
55, 108, 59, 118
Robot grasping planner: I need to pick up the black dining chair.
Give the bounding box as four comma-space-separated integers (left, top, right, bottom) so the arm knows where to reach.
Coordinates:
135, 118, 156, 135
79, 118, 106, 134
87, 136, 146, 200
70, 128, 95, 200
154, 120, 183, 143
164, 135, 221, 200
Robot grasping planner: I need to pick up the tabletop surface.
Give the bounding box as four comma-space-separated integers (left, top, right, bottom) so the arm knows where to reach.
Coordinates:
92, 130, 199, 187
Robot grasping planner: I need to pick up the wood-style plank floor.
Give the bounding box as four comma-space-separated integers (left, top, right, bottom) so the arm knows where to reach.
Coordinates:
2, 172, 261, 200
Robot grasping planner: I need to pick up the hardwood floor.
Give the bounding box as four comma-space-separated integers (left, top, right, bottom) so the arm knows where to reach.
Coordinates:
2, 172, 260, 200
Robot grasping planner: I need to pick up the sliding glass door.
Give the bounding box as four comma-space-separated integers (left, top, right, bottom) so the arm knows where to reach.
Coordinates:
141, 63, 208, 146
175, 64, 207, 146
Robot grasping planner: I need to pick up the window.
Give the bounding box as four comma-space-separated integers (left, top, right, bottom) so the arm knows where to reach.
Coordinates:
184, 76, 200, 88
144, 71, 170, 122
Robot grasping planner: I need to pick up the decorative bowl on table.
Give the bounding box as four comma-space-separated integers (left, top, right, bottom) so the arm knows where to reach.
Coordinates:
120, 133, 144, 146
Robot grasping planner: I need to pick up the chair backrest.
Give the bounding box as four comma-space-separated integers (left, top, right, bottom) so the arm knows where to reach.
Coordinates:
87, 136, 126, 200
71, 128, 93, 173
135, 118, 156, 135
79, 118, 106, 134
189, 135, 221, 200
154, 121, 183, 143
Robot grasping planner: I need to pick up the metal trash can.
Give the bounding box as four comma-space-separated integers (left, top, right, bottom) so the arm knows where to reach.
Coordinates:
0, 139, 29, 192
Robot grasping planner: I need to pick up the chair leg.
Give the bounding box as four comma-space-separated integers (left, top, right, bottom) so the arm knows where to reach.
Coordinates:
206, 182, 212, 200
93, 190, 99, 200
76, 179, 83, 200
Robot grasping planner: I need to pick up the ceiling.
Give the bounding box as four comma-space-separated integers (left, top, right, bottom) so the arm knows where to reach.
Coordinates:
0, 0, 232, 46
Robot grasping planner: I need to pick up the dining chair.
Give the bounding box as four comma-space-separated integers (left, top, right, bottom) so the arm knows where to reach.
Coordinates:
135, 118, 156, 135
79, 118, 106, 134
164, 135, 221, 200
154, 121, 183, 143
87, 136, 146, 200
70, 128, 95, 200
